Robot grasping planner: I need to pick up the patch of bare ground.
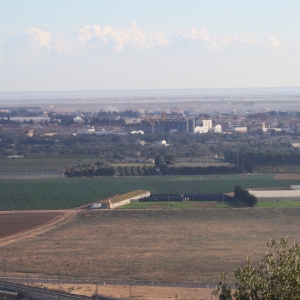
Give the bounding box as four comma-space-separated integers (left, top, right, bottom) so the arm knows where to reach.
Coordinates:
274, 174, 300, 180
34, 283, 217, 300
1, 209, 300, 283
0, 211, 77, 246
191, 202, 218, 208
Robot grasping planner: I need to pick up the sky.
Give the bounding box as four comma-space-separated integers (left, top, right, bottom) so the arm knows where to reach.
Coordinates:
0, 0, 300, 92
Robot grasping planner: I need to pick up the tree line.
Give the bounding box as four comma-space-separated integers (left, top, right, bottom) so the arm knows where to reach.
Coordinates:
225, 151, 300, 173
64, 164, 158, 177
117, 165, 157, 176
65, 166, 115, 177
159, 165, 239, 175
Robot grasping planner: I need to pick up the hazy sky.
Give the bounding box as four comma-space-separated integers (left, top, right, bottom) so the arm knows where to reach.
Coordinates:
0, 0, 300, 92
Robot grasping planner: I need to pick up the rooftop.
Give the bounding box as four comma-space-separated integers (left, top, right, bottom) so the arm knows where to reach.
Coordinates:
104, 189, 150, 204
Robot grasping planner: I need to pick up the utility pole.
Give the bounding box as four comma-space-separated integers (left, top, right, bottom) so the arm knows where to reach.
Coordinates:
95, 281, 98, 300
26, 271, 29, 300
58, 267, 61, 291
3, 259, 7, 284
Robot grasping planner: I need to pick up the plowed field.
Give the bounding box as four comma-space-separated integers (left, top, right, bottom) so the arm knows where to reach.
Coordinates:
0, 212, 64, 239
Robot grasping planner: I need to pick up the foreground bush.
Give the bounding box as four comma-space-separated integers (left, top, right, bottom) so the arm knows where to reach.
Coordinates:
215, 238, 300, 300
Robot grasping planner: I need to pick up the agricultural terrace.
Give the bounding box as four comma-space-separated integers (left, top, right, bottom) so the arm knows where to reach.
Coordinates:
0, 175, 299, 210
1, 209, 300, 283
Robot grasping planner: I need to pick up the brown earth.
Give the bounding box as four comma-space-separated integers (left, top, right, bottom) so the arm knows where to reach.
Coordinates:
0, 212, 64, 239
1, 209, 300, 284
191, 202, 218, 208
274, 174, 300, 180
0, 211, 76, 247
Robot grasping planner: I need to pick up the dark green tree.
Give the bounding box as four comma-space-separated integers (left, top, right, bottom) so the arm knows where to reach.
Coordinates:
215, 238, 300, 300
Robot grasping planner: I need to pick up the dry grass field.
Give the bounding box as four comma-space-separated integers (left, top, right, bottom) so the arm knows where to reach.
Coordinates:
1, 208, 300, 284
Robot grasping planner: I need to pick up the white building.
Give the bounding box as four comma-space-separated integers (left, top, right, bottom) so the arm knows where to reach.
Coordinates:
77, 126, 95, 134
213, 125, 222, 133
203, 120, 213, 130
131, 130, 144, 134
232, 127, 248, 133
152, 140, 169, 146
195, 126, 209, 134
73, 116, 83, 123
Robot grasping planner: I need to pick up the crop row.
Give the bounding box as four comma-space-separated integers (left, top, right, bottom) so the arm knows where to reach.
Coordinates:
0, 175, 298, 210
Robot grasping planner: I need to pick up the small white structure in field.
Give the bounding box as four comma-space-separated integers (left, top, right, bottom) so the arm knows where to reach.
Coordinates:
90, 203, 102, 209
290, 185, 300, 190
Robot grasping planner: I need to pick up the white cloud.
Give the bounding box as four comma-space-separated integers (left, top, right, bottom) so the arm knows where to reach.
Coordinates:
24, 27, 52, 47
53, 37, 72, 54
177, 27, 259, 51
268, 36, 280, 46
0, 27, 52, 58
54, 23, 169, 53
177, 26, 210, 41
0, 24, 281, 60
0, 51, 3, 64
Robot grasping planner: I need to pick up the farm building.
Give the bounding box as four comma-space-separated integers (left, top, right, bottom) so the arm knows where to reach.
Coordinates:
102, 190, 150, 209
90, 203, 102, 209
249, 190, 300, 202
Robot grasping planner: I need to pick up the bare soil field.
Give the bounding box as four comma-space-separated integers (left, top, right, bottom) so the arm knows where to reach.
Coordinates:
1, 209, 300, 284
191, 202, 218, 208
274, 174, 300, 180
0, 212, 65, 239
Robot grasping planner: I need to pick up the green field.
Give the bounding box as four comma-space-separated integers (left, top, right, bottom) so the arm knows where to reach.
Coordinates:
0, 174, 299, 210
256, 200, 300, 208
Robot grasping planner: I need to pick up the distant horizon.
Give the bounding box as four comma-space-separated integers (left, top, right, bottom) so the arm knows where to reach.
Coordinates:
1, 86, 300, 97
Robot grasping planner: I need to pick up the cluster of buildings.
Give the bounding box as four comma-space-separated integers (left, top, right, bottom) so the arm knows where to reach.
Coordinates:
139, 117, 223, 134
2, 105, 300, 137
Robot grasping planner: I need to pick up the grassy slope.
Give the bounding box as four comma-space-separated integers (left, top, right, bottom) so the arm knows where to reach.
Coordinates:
0, 174, 298, 210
